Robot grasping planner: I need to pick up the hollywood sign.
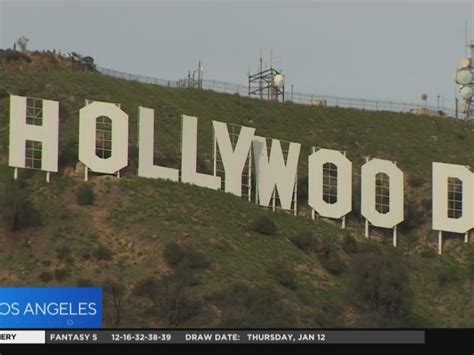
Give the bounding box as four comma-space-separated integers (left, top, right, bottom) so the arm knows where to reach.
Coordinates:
6, 95, 474, 254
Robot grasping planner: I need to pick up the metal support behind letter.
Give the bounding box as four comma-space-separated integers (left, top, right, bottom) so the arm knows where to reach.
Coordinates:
213, 132, 217, 177
393, 226, 397, 247
272, 190, 276, 212
293, 173, 298, 216
365, 220, 370, 239
248, 149, 252, 202
438, 230, 443, 255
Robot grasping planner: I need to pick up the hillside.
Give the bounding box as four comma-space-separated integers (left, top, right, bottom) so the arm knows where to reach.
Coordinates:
0, 52, 474, 327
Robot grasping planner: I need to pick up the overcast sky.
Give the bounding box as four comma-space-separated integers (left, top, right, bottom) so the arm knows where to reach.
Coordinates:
1, 0, 473, 105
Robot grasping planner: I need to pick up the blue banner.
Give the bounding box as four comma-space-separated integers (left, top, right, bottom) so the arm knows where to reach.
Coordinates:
0, 287, 102, 329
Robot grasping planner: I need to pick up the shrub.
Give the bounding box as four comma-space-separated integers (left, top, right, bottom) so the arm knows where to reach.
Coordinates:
269, 262, 297, 290
350, 250, 413, 323
320, 251, 346, 275
408, 175, 425, 188
421, 198, 432, 212
39, 271, 53, 283
163, 242, 186, 266
0, 86, 8, 99
469, 262, 474, 281
419, 248, 437, 258
437, 261, 463, 287
76, 183, 95, 205
163, 242, 210, 270
341, 234, 358, 254
56, 245, 73, 263
54, 267, 70, 281
41, 260, 52, 267
0, 181, 42, 231
297, 176, 308, 200
93, 244, 113, 260
210, 282, 298, 328
76, 278, 94, 287
290, 231, 319, 252
133, 276, 160, 299
59, 140, 78, 168
250, 215, 277, 236
400, 203, 425, 232
103, 278, 126, 326
0, 49, 31, 63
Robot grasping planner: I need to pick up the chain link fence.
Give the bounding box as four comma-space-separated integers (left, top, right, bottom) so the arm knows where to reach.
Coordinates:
97, 67, 457, 119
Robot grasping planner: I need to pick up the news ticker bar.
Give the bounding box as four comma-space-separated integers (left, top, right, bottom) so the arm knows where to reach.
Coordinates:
0, 330, 424, 344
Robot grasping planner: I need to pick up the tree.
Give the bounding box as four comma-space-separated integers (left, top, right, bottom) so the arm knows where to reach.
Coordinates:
350, 249, 413, 325
0, 181, 41, 231
16, 36, 29, 51
76, 183, 95, 206
104, 278, 126, 326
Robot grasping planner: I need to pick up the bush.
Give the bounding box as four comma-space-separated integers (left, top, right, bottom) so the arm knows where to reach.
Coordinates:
56, 245, 73, 263
54, 267, 70, 281
469, 262, 474, 281
76, 183, 95, 206
408, 175, 425, 188
154, 269, 207, 326
163, 242, 186, 266
0, 49, 31, 63
320, 251, 347, 275
103, 278, 126, 326
0, 86, 8, 99
350, 250, 413, 323
400, 203, 425, 232
269, 262, 297, 290
290, 231, 320, 252
210, 282, 298, 328
133, 276, 160, 299
341, 234, 358, 254
297, 176, 308, 200
250, 215, 277, 236
39, 271, 53, 283
0, 181, 42, 231
419, 248, 437, 258
93, 244, 113, 260
163, 242, 210, 270
59, 140, 78, 168
76, 278, 94, 287
437, 261, 463, 287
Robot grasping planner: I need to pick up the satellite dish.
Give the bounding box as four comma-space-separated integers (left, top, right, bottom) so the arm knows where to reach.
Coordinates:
460, 86, 473, 99
460, 101, 469, 113
458, 58, 471, 69
456, 70, 473, 85
273, 74, 285, 89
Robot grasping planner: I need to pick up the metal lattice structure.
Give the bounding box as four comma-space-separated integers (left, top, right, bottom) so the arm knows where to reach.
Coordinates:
26, 98, 43, 126
322, 162, 338, 204
256, 137, 297, 216
447, 177, 463, 219
213, 123, 252, 202
83, 99, 122, 181
375, 172, 390, 214
95, 116, 112, 159
25, 140, 42, 170
248, 67, 285, 102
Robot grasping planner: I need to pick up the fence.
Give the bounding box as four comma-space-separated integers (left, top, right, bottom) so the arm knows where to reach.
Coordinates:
97, 67, 458, 118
